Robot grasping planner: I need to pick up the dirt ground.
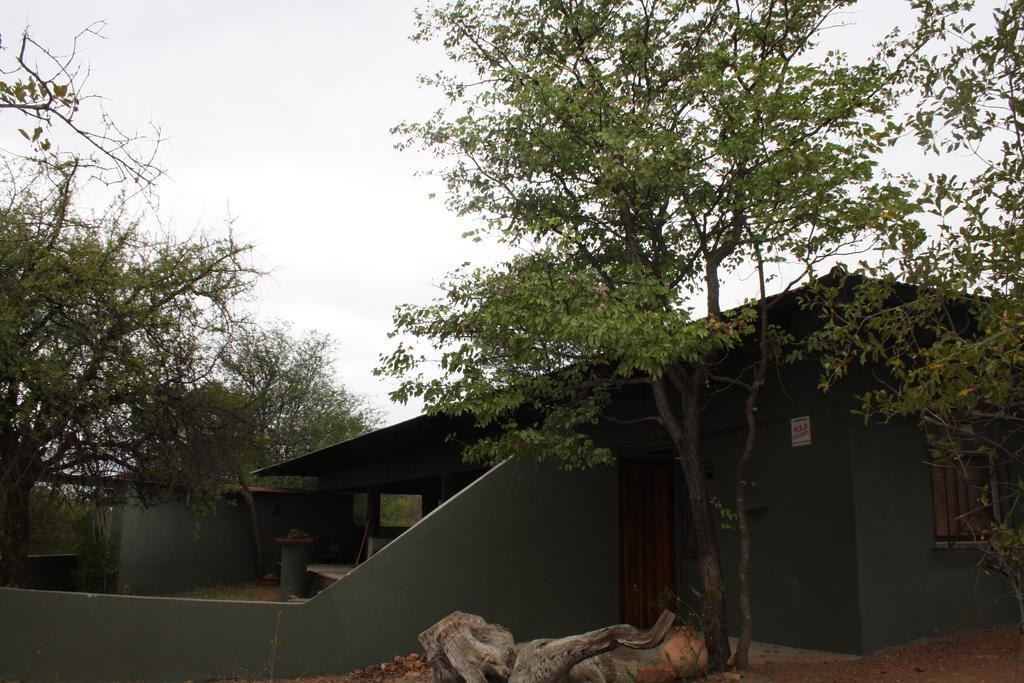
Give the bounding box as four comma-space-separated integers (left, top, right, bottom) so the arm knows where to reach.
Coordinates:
719, 624, 1024, 683
238, 624, 1022, 683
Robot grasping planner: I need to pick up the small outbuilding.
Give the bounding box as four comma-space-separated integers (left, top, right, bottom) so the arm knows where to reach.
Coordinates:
255, 293, 1017, 656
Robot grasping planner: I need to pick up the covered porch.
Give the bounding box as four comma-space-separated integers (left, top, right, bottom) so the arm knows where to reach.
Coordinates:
257, 414, 488, 597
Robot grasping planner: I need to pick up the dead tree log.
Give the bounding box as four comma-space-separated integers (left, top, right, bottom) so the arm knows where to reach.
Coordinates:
418, 611, 518, 683
419, 611, 686, 683
508, 611, 674, 683
569, 624, 709, 682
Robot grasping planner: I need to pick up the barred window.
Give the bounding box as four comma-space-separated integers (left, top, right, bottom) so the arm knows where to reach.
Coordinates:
931, 458, 999, 545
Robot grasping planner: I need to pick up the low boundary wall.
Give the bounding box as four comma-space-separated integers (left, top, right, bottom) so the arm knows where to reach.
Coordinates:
0, 459, 618, 682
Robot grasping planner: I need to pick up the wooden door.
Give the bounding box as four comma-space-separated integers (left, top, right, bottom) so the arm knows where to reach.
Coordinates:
619, 460, 676, 627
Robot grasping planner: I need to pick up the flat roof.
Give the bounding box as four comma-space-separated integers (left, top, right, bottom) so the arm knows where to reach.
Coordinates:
254, 413, 474, 478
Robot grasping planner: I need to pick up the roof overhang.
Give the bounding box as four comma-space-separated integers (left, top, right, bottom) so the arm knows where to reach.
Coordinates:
254, 413, 477, 478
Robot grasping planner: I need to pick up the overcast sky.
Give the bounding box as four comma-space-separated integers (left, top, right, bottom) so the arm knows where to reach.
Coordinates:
0, 1, 1000, 426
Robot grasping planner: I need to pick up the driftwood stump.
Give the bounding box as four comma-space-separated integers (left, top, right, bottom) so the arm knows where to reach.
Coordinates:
569, 624, 709, 682
418, 611, 517, 683
419, 611, 702, 683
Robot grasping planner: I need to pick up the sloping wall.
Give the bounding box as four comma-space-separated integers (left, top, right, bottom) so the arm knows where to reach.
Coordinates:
0, 458, 618, 682
282, 456, 619, 671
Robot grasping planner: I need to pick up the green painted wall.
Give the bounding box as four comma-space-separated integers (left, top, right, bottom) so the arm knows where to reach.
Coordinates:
118, 497, 257, 594
685, 355, 866, 654
700, 409, 865, 654
848, 414, 1018, 653
117, 491, 355, 594
0, 459, 619, 682
288, 457, 620, 670
0, 589, 298, 682
637, 354, 1015, 656
597, 358, 867, 653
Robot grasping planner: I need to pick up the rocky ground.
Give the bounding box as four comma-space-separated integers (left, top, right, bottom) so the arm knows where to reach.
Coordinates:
237, 624, 1022, 683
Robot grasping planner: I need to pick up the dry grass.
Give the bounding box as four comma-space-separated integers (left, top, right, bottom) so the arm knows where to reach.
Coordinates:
155, 581, 281, 602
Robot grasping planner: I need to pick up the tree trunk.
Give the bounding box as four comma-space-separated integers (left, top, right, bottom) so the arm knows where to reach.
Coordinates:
238, 474, 264, 575
734, 390, 758, 670
734, 253, 770, 670
1017, 584, 1024, 658
651, 372, 731, 670
0, 475, 34, 588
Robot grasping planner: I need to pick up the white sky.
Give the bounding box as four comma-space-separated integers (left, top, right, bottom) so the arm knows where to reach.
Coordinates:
0, 1, 1001, 425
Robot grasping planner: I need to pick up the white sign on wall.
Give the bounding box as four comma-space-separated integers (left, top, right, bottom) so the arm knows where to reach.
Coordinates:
791, 416, 812, 447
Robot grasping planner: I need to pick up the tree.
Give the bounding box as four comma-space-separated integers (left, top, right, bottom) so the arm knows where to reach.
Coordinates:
0, 164, 255, 587
223, 323, 382, 472
0, 25, 161, 188
380, 0, 916, 668
811, 0, 1024, 650
221, 323, 381, 572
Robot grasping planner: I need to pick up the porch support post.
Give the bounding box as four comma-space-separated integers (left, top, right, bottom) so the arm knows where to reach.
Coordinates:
367, 485, 381, 538
421, 478, 441, 516
440, 473, 458, 503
